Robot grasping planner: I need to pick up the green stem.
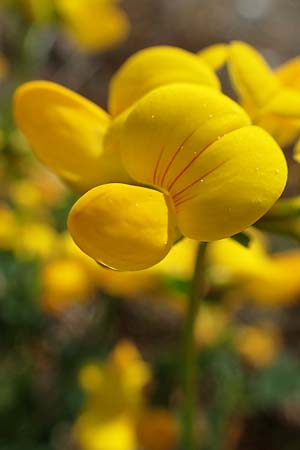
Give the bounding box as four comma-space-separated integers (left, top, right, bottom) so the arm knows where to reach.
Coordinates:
181, 241, 208, 450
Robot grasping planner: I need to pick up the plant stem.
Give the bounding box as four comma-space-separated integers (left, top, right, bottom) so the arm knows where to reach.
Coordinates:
181, 241, 208, 450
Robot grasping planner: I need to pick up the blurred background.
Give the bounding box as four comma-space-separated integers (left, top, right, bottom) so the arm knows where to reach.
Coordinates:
1, 1, 300, 450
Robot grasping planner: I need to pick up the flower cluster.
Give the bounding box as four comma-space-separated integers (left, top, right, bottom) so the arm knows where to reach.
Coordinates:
14, 44, 288, 271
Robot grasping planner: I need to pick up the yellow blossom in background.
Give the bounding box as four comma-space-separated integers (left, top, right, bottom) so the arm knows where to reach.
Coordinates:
195, 304, 229, 348
227, 41, 300, 153
54, 0, 130, 53
74, 340, 150, 450
15, 221, 59, 260
9, 0, 129, 52
208, 231, 300, 306
234, 324, 282, 368
68, 83, 287, 271
41, 257, 93, 313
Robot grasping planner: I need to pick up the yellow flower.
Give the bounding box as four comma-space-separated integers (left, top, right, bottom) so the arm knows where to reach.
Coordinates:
41, 257, 92, 313
75, 413, 136, 450
227, 41, 300, 152
209, 230, 300, 306
234, 324, 281, 368
54, 0, 130, 53
15, 221, 59, 260
195, 304, 229, 348
68, 83, 287, 271
74, 340, 150, 450
13, 0, 129, 52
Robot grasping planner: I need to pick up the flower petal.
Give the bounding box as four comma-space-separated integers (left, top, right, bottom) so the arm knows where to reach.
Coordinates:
176, 126, 287, 240
260, 88, 300, 118
197, 43, 228, 71
122, 84, 250, 191
108, 46, 220, 116
276, 57, 300, 89
68, 184, 178, 271
14, 81, 130, 192
228, 41, 279, 107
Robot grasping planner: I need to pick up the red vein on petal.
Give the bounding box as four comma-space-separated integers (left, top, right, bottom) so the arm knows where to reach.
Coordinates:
167, 138, 217, 193
174, 160, 228, 207
158, 129, 198, 186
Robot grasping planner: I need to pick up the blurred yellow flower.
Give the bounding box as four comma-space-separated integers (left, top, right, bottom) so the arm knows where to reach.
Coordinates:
195, 304, 229, 348
234, 324, 281, 368
55, 0, 129, 53
15, 221, 59, 260
68, 83, 287, 270
74, 340, 150, 450
41, 257, 93, 313
209, 231, 300, 306
227, 41, 300, 153
13, 0, 129, 52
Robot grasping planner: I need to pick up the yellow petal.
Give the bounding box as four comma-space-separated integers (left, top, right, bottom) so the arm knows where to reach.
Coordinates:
276, 57, 300, 90
121, 84, 287, 241
175, 126, 287, 240
68, 184, 178, 271
55, 0, 129, 52
108, 46, 220, 116
260, 88, 300, 118
228, 41, 279, 107
14, 81, 130, 192
122, 84, 250, 189
197, 43, 228, 71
